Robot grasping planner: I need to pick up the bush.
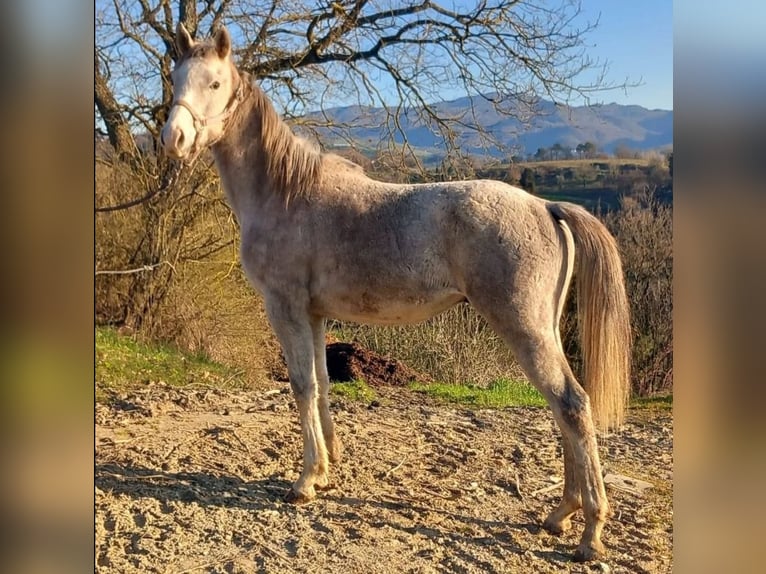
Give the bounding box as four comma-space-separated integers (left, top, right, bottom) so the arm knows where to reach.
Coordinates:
96, 157, 281, 386
606, 187, 673, 395
519, 167, 536, 193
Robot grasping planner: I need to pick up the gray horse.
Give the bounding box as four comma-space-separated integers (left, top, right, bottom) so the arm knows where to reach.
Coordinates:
161, 25, 631, 562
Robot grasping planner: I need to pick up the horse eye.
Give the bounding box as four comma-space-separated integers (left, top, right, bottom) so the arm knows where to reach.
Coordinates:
211, 81, 221, 90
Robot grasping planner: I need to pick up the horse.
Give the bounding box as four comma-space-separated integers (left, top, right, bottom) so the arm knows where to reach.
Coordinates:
160, 25, 631, 563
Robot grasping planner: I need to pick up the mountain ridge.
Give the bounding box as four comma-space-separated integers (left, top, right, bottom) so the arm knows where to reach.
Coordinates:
308, 95, 672, 159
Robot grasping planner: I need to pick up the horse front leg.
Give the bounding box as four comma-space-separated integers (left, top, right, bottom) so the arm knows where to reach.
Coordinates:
265, 299, 330, 503
311, 316, 341, 465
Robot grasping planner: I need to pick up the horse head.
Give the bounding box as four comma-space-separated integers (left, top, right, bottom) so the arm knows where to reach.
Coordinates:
160, 25, 243, 161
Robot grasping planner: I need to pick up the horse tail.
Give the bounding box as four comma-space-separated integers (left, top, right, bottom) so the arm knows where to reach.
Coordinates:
547, 202, 631, 432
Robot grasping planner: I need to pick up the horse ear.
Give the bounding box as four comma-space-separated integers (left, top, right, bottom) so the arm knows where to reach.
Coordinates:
214, 27, 231, 59
176, 23, 194, 55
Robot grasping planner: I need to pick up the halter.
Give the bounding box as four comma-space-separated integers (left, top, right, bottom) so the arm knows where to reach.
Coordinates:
170, 74, 247, 163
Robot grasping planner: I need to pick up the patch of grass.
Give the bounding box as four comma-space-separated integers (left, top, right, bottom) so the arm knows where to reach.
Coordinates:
409, 378, 546, 408
330, 379, 377, 403
631, 394, 673, 410
95, 327, 246, 403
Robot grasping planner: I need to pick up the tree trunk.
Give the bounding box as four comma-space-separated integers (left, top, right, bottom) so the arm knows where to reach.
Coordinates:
95, 52, 137, 159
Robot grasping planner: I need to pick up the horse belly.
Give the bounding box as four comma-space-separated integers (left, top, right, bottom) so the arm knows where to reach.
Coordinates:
315, 288, 466, 325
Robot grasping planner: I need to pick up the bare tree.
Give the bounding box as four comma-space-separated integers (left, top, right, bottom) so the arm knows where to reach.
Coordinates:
95, 0, 631, 331
96, 0, 628, 168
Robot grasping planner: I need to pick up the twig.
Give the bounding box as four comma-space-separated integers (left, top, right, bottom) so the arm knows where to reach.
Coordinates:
99, 434, 148, 445
531, 480, 563, 496
170, 551, 241, 574
95, 262, 173, 276
384, 456, 407, 478
100, 471, 171, 480
515, 471, 524, 500
96, 163, 181, 213
420, 487, 458, 501
230, 429, 252, 454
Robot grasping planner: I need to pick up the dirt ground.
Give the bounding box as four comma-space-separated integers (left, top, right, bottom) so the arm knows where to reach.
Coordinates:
95, 383, 672, 573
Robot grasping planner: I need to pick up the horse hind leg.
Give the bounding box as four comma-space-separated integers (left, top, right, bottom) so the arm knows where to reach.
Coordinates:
311, 316, 341, 465
542, 319, 583, 534
476, 303, 609, 561
542, 430, 582, 534
520, 336, 609, 561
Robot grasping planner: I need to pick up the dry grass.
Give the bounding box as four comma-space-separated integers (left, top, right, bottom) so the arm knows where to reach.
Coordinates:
153, 257, 281, 387
330, 305, 525, 386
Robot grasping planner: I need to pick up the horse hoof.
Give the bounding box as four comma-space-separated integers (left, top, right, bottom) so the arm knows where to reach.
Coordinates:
283, 489, 313, 504
542, 517, 572, 535
572, 542, 605, 563
315, 481, 333, 492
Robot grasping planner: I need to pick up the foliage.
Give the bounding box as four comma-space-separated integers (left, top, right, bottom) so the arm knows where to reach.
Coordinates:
95, 2, 667, 399
559, 186, 673, 396
409, 379, 546, 408
614, 143, 638, 159
330, 379, 377, 403
95, 159, 226, 330
606, 187, 673, 395
97, 153, 673, 398
96, 158, 281, 385
631, 394, 673, 411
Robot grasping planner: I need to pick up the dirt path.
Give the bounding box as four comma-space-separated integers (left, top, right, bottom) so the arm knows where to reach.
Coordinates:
95, 383, 672, 573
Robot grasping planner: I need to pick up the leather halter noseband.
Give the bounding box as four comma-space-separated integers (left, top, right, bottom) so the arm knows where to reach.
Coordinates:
169, 74, 247, 161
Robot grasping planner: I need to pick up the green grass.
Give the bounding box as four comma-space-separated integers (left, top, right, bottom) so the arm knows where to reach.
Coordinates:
409, 378, 546, 408
330, 379, 378, 403
95, 327, 246, 403
631, 394, 673, 410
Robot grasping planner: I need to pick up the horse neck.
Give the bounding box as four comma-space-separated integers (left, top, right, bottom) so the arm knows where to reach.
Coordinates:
211, 78, 320, 217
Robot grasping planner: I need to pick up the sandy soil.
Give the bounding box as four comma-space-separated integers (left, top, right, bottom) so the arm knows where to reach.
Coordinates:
95, 383, 672, 573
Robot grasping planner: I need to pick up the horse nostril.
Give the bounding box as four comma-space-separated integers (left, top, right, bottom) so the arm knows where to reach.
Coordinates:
160, 131, 166, 146
176, 131, 185, 148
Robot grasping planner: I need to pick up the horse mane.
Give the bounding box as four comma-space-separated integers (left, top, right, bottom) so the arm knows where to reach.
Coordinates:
247, 83, 325, 203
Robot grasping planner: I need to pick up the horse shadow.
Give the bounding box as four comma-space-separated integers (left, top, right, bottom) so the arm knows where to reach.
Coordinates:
96, 461, 577, 565
96, 462, 292, 513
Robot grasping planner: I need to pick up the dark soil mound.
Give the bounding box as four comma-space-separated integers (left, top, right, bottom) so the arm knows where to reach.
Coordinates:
326, 342, 431, 387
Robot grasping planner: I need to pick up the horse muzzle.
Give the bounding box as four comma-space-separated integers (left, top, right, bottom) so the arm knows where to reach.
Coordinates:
161, 123, 192, 159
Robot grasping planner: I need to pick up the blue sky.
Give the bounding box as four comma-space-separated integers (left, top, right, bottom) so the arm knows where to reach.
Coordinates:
423, 0, 673, 110
575, 0, 672, 110
95, 0, 673, 112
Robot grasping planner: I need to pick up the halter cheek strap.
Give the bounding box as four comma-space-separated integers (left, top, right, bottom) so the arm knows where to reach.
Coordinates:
169, 75, 247, 158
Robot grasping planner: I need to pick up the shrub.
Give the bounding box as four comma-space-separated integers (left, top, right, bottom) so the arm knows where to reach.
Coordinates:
519, 167, 536, 193
606, 187, 673, 395
561, 187, 672, 396
96, 157, 280, 385
97, 159, 672, 397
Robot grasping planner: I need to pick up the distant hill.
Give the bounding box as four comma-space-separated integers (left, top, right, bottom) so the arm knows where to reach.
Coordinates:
308, 95, 672, 160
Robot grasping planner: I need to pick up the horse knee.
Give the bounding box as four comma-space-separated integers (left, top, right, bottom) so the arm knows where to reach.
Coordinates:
289, 377, 315, 402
